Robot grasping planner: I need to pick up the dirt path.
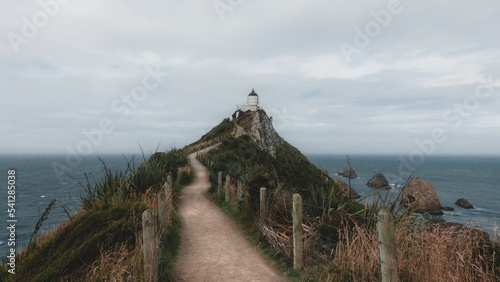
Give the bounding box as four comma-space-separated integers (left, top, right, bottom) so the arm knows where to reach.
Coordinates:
174, 151, 289, 282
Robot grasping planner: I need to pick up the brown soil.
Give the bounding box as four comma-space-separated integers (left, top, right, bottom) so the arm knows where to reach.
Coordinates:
174, 152, 289, 282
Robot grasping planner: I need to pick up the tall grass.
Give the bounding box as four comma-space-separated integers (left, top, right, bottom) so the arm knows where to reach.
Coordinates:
315, 216, 500, 282
1, 149, 191, 281
202, 153, 500, 281
80, 150, 187, 210
192, 131, 500, 282
84, 242, 141, 281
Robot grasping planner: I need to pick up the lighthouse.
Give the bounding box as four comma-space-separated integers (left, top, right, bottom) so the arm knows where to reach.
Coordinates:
237, 89, 260, 111
246, 89, 259, 111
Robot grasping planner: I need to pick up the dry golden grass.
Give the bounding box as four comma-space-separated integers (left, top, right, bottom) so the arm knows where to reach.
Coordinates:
396, 220, 498, 282
84, 242, 142, 281
251, 181, 500, 282
309, 217, 500, 282
84, 186, 171, 281
176, 165, 192, 186
328, 221, 381, 281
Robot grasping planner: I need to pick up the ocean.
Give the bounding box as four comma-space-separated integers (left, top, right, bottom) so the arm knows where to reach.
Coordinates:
0, 154, 142, 259
308, 154, 500, 238
0, 154, 499, 259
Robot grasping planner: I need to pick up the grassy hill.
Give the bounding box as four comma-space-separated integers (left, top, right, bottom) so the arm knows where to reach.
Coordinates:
190, 109, 500, 281
1, 150, 192, 281
3, 107, 498, 281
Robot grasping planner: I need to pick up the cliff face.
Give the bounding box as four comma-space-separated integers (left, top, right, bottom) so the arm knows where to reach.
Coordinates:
250, 110, 283, 157
230, 109, 283, 157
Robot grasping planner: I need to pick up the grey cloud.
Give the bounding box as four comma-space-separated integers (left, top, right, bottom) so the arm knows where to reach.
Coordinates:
1, 1, 500, 155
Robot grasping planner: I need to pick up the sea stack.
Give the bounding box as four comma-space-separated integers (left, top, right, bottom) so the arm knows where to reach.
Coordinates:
455, 198, 474, 209
400, 178, 443, 215
366, 173, 391, 189
338, 168, 357, 179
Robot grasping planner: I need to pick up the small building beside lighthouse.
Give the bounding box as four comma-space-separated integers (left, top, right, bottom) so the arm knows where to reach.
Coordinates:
237, 89, 260, 111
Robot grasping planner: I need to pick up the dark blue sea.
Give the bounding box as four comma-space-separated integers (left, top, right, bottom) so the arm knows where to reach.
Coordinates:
0, 154, 143, 259
308, 154, 500, 239
0, 154, 499, 259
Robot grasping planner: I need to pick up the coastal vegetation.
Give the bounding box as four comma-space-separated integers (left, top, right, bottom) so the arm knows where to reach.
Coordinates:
0, 149, 192, 281
196, 109, 500, 281
2, 108, 498, 281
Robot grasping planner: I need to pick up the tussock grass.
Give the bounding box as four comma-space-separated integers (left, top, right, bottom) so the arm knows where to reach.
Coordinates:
9, 202, 145, 281
198, 134, 500, 282
0, 149, 191, 281
309, 217, 500, 282
84, 240, 141, 281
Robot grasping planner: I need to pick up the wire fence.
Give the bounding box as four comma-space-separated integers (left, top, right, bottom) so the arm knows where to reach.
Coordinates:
199, 152, 500, 282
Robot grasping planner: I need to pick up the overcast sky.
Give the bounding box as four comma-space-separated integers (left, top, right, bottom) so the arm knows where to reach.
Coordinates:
1, 1, 500, 156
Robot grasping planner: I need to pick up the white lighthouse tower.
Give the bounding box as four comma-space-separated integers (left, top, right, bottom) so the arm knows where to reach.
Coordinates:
237, 89, 260, 111
246, 89, 259, 111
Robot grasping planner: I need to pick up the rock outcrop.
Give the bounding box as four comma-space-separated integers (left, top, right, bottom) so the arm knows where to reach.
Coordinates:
366, 173, 391, 189
334, 178, 360, 199
250, 110, 283, 157
400, 178, 443, 215
455, 198, 474, 209
338, 168, 357, 179
230, 110, 283, 157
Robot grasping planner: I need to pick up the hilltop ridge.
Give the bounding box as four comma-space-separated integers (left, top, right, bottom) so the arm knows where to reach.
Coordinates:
190, 106, 500, 281
187, 109, 334, 195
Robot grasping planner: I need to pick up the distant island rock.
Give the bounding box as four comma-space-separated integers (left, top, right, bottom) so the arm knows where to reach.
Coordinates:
400, 178, 443, 215
334, 178, 361, 199
366, 173, 391, 189
455, 198, 474, 209
338, 168, 357, 179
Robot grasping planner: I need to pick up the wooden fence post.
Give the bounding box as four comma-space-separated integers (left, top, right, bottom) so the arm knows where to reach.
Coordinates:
218, 171, 223, 194
165, 182, 173, 225
237, 181, 243, 201
142, 209, 157, 282
260, 187, 267, 219
157, 190, 167, 234
293, 193, 303, 270
225, 175, 231, 202
167, 175, 173, 190
378, 209, 398, 282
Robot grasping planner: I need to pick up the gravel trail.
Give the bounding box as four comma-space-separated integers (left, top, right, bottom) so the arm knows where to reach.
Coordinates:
174, 152, 289, 282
